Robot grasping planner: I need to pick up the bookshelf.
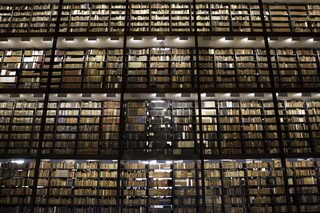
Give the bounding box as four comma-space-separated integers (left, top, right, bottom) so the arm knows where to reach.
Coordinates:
0, 101, 43, 154
149, 101, 172, 154
120, 160, 200, 213
123, 100, 198, 155
204, 160, 222, 213
130, 4, 150, 32
198, 48, 271, 89
298, 49, 319, 88
34, 160, 118, 213
11, 5, 32, 34
309, 4, 320, 33
230, 4, 253, 33
270, 48, 320, 88
42, 100, 120, 155
1, 0, 320, 212
0, 4, 13, 33
272, 48, 301, 88
286, 158, 320, 213
151, 3, 170, 32
121, 161, 149, 212
236, 48, 270, 88
0, 159, 35, 212
1, 2, 320, 34
205, 159, 287, 213
275, 98, 320, 154
172, 101, 198, 154
171, 3, 193, 32
211, 3, 230, 32
263, 3, 320, 33
59, 3, 126, 33
306, 101, 320, 153
278, 100, 311, 153
195, 3, 261, 32
202, 100, 280, 154
31, 4, 58, 33
0, 49, 51, 89
51, 48, 123, 89
173, 161, 201, 213
126, 48, 195, 89
0, 3, 58, 33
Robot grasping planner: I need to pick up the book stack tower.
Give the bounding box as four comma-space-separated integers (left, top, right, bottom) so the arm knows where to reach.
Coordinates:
0, 0, 320, 213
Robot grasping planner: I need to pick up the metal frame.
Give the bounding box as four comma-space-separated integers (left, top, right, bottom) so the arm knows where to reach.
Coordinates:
1, 1, 320, 213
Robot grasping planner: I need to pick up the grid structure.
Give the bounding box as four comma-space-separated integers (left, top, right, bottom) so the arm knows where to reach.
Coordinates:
1, 0, 320, 213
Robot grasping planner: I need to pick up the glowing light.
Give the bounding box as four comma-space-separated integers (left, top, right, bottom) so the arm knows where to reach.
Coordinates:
11, 160, 24, 164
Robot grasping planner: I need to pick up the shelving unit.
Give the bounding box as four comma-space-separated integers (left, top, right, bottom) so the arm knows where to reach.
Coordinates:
0, 49, 51, 89
31, 4, 58, 33
120, 160, 200, 213
263, 3, 320, 33
286, 158, 320, 213
126, 48, 195, 89
0, 159, 36, 212
123, 100, 198, 155
195, 3, 262, 32
34, 160, 118, 213
198, 48, 272, 89
202, 99, 280, 155
59, 3, 126, 33
309, 4, 320, 33
204, 159, 287, 213
0, 2, 320, 34
0, 101, 43, 154
50, 48, 123, 89
1, 0, 320, 212
42, 100, 120, 155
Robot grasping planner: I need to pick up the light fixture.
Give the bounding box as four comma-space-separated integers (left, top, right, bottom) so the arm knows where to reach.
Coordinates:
87, 37, 97, 41
131, 93, 141, 98
225, 36, 234, 40
11, 160, 24, 164
157, 36, 165, 41
57, 93, 67, 97
21, 37, 30, 42
156, 93, 166, 97
181, 93, 190, 97
231, 93, 240, 97
82, 93, 92, 97
302, 93, 311, 97
33, 93, 43, 98
10, 94, 20, 98
0, 37, 8, 42
179, 36, 188, 40
202, 36, 211, 40
106, 93, 116, 97
292, 37, 301, 41
270, 37, 279, 41
278, 93, 288, 97
206, 93, 215, 97
248, 36, 256, 41
151, 100, 165, 103
255, 93, 264, 97
43, 37, 52, 42
65, 37, 74, 42
133, 36, 142, 40
110, 36, 119, 40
